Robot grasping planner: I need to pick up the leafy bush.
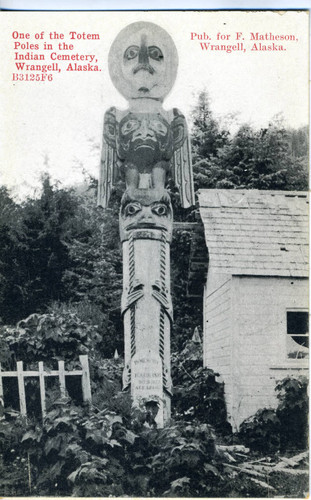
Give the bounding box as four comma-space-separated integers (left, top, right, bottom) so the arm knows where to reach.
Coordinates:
238, 376, 308, 453
1, 391, 308, 497
276, 376, 308, 452
0, 409, 30, 496
16, 394, 219, 497
0, 310, 101, 369
0, 314, 227, 497
238, 408, 280, 453
147, 421, 218, 496
21, 398, 85, 495
0, 308, 125, 418
171, 337, 230, 435
0, 331, 307, 497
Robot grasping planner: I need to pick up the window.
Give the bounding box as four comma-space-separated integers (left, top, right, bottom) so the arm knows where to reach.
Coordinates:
287, 311, 309, 359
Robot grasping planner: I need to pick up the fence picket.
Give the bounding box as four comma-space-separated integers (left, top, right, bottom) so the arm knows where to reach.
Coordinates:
0, 363, 4, 407
16, 361, 27, 417
79, 355, 92, 403
38, 362, 46, 418
58, 360, 66, 398
1, 356, 91, 418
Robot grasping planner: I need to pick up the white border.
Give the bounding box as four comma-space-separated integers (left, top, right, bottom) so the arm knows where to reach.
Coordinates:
1, 0, 311, 10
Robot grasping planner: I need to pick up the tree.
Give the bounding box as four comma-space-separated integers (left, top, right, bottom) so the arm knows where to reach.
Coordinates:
288, 125, 309, 158
0, 175, 124, 353
190, 91, 308, 192
0, 175, 82, 323
170, 228, 203, 351
62, 188, 123, 357
0, 177, 94, 324
0, 187, 25, 323
191, 90, 229, 162
190, 90, 230, 191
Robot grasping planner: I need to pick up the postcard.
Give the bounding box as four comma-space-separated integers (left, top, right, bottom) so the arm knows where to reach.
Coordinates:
0, 9, 309, 498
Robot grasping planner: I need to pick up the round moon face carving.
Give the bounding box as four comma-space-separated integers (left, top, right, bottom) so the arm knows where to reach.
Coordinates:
119, 189, 173, 242
108, 22, 178, 101
118, 112, 172, 166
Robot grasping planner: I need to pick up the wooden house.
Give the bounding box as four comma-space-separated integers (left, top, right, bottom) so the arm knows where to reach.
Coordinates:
198, 189, 309, 430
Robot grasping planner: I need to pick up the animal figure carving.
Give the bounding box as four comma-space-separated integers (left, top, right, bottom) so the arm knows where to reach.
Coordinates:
98, 22, 194, 208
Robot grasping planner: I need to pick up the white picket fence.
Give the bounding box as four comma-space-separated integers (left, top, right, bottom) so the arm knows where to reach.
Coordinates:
0, 354, 91, 418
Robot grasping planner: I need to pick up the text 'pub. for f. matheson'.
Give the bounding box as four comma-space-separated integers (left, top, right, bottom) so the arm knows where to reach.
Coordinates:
97, 21, 194, 427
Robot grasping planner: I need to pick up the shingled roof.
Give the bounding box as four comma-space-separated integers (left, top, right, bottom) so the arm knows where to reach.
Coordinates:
198, 189, 309, 277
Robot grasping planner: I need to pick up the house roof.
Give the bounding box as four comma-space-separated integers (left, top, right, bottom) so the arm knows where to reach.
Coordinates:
198, 189, 309, 277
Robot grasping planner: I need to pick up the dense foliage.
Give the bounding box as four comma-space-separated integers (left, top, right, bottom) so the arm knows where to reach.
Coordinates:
0, 307, 221, 496
238, 376, 308, 453
276, 376, 309, 451
0, 309, 308, 497
19, 402, 219, 497
0, 179, 80, 323
171, 336, 230, 434
170, 228, 203, 350
191, 90, 308, 192
0, 311, 308, 497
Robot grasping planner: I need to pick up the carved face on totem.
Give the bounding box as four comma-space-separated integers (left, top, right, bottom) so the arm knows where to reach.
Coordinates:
108, 22, 178, 101
119, 189, 173, 242
118, 112, 172, 166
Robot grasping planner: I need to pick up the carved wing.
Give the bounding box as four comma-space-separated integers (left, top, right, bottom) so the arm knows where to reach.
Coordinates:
170, 108, 195, 208
97, 107, 118, 208
152, 282, 173, 323
121, 288, 144, 316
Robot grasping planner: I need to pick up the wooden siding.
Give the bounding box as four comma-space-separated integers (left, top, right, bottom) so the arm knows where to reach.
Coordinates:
204, 277, 234, 420
231, 276, 308, 428
204, 275, 308, 430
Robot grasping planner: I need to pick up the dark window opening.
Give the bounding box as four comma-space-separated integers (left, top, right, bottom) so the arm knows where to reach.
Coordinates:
287, 311, 309, 359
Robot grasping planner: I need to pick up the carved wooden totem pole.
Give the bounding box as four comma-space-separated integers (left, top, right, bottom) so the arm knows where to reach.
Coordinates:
98, 22, 194, 426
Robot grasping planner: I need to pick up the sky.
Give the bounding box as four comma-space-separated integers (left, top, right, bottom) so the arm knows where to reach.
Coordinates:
0, 10, 309, 199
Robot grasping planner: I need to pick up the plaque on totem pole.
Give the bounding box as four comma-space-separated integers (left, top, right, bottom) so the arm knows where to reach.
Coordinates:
131, 349, 164, 426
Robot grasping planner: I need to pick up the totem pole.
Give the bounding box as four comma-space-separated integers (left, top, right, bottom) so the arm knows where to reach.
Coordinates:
98, 22, 194, 426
